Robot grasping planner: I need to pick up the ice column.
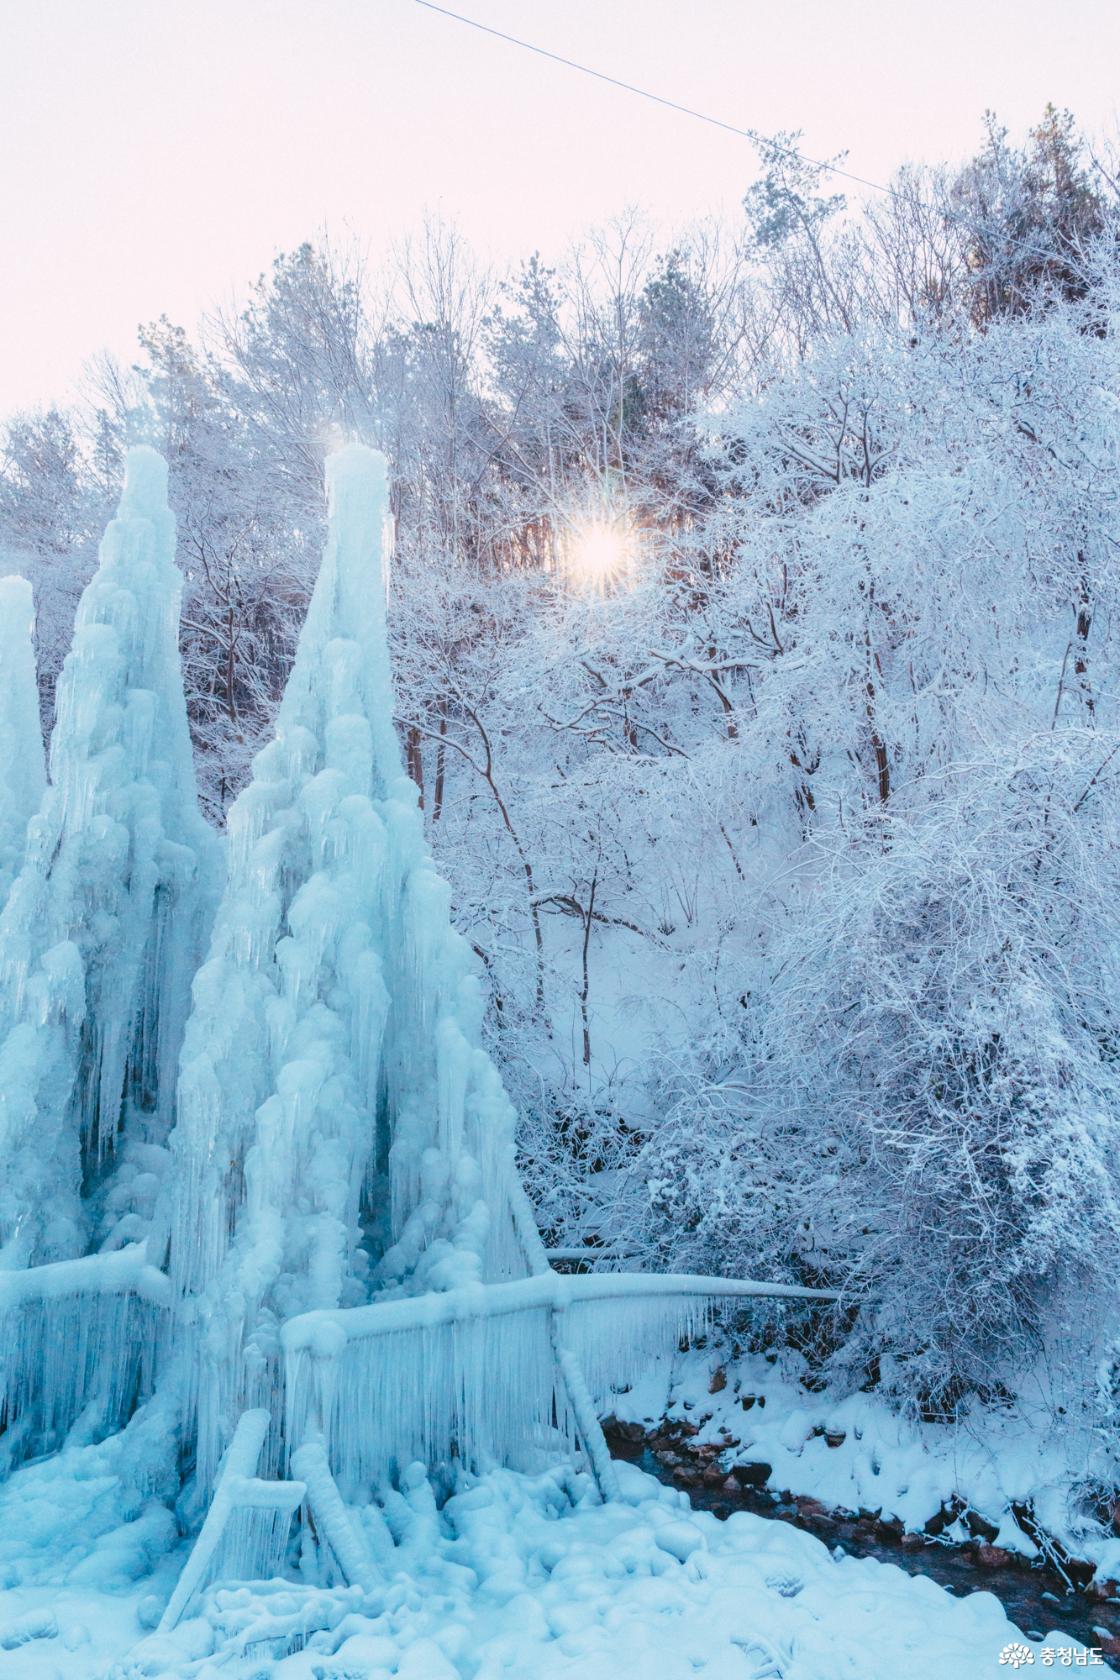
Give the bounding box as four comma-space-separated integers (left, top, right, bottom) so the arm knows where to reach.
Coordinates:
167, 445, 523, 1488
0, 577, 45, 905
0, 448, 219, 1267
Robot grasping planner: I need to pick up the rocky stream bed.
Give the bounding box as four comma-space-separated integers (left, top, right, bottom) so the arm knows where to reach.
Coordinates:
603, 1414, 1120, 1665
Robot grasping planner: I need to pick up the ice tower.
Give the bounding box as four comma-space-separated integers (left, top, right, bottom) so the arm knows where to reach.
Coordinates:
0, 576, 46, 906
165, 446, 528, 1490
0, 448, 219, 1270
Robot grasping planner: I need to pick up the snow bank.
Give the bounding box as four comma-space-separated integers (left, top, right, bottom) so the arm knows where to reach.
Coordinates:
0, 1458, 1084, 1679
611, 1338, 1120, 1586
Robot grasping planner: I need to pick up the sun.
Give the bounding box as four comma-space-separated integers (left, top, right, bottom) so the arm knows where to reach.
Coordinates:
566, 520, 632, 589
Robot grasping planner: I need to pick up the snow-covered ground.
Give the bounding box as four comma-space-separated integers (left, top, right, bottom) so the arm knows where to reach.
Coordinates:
0, 1436, 1098, 1680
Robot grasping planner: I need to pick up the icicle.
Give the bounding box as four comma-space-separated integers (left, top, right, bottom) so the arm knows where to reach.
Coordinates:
284, 1305, 570, 1491
281, 1270, 836, 1495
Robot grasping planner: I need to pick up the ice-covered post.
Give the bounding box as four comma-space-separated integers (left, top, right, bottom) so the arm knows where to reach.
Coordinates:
158, 1410, 306, 1631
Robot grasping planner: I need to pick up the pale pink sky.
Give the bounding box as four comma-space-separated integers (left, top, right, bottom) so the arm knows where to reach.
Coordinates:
2, 0, 1118, 414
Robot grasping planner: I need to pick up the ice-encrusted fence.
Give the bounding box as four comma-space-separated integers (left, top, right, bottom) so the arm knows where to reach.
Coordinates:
0, 1245, 170, 1470
281, 1269, 838, 1497
0, 1225, 835, 1504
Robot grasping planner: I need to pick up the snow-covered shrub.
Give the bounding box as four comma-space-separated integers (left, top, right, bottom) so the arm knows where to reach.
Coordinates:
689, 739, 1120, 1411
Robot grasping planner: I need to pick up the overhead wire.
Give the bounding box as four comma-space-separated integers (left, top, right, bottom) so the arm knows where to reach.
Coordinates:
412, 0, 919, 206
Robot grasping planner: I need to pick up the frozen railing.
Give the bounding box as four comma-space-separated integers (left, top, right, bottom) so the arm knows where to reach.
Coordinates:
0, 1245, 170, 1470
282, 1267, 837, 1497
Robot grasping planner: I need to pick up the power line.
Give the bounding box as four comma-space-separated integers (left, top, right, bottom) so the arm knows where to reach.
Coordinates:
412, 0, 907, 203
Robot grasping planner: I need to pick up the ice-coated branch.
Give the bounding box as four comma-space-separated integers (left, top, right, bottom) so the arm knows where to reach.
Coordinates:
291, 1438, 384, 1584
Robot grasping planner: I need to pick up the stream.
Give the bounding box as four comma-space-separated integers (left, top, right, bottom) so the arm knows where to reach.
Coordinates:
626, 1444, 1120, 1664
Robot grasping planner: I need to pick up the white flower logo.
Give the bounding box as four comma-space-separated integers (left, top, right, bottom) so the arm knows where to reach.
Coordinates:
999, 1645, 1035, 1669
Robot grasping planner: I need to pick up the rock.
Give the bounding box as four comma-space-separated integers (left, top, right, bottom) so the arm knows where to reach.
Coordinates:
703, 1464, 729, 1488
709, 1366, 728, 1394
925, 1497, 965, 1538
732, 1461, 773, 1489
605, 1418, 646, 1447
1099, 1633, 1120, 1662
964, 1510, 1000, 1544
974, 1543, 1013, 1569
825, 1430, 846, 1449
721, 1475, 740, 1494
900, 1532, 926, 1550
1090, 1575, 1120, 1601
794, 1495, 830, 1522
740, 1395, 757, 1411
